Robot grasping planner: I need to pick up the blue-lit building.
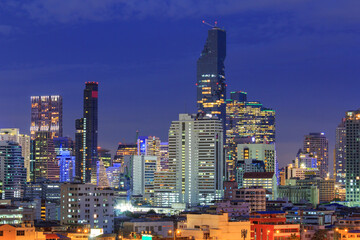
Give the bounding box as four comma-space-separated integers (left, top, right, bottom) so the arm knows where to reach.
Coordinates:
106, 163, 121, 189
58, 149, 75, 183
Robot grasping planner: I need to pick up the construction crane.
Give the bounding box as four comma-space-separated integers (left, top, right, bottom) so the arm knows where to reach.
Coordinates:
202, 20, 218, 28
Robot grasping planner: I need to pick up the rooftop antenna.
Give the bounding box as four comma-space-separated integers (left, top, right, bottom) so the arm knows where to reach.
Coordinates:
202, 20, 218, 28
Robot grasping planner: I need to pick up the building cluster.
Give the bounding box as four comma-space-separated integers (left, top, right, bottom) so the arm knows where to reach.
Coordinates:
0, 25, 358, 240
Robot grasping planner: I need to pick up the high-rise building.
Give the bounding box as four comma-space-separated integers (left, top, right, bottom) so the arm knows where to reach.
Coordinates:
0, 129, 31, 182
345, 110, 360, 204
137, 136, 161, 156
154, 114, 224, 207
197, 27, 226, 125
334, 119, 346, 184
225, 94, 275, 180
303, 133, 329, 179
32, 132, 59, 182
0, 141, 27, 199
75, 82, 98, 184
159, 142, 169, 171
122, 155, 157, 202
30, 95, 62, 140
113, 143, 137, 164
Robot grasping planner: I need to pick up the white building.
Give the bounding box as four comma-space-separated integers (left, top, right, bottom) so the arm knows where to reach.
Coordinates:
123, 155, 157, 200
60, 183, 115, 233
237, 143, 277, 174
154, 114, 224, 207
0, 129, 31, 182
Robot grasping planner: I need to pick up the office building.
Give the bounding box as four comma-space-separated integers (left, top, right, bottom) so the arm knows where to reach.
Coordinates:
154, 114, 224, 207
32, 131, 59, 182
235, 159, 265, 188
123, 219, 174, 238
122, 155, 157, 201
285, 150, 319, 180
113, 143, 137, 164
344, 110, 360, 204
303, 133, 329, 178
0, 141, 27, 199
0, 129, 31, 182
243, 172, 277, 200
75, 82, 99, 183
226, 97, 275, 180
159, 142, 169, 171
237, 143, 277, 174
334, 119, 346, 184
97, 159, 110, 188
137, 136, 161, 156
58, 149, 76, 183
98, 147, 112, 168
278, 185, 319, 206
197, 26, 226, 126
24, 179, 61, 203
30, 95, 62, 140
60, 183, 115, 234
106, 163, 121, 190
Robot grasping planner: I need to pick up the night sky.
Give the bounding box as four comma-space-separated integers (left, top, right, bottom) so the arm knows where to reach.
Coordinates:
1, 1, 360, 169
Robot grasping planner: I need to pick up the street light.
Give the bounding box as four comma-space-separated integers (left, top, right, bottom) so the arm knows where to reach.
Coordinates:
267, 230, 270, 240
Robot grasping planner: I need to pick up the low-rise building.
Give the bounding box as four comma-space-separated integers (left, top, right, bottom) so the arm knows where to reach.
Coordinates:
231, 187, 266, 212
278, 185, 319, 206
180, 213, 251, 240
215, 200, 249, 218
0, 223, 46, 240
122, 219, 174, 238
250, 211, 300, 240
60, 183, 115, 234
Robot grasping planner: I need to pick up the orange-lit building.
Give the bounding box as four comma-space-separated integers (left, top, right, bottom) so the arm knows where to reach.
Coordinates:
250, 211, 300, 240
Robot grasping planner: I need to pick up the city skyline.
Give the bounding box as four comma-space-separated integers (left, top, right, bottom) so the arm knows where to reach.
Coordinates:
2, 2, 360, 169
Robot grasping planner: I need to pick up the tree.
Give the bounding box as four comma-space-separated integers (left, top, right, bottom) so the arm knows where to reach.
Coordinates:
311, 229, 328, 240
289, 233, 300, 240
241, 229, 248, 240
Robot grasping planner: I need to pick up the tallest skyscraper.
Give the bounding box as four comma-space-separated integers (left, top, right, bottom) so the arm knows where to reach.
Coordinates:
196, 26, 226, 123
75, 82, 98, 183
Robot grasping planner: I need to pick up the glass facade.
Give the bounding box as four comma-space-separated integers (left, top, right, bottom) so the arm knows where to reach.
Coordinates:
197, 27, 226, 125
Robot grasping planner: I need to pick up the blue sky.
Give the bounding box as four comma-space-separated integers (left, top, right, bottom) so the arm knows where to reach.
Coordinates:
1, 0, 360, 169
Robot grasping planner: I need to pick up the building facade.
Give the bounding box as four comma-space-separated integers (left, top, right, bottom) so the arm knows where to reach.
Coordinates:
196, 27, 226, 126
154, 114, 224, 207
60, 183, 115, 233
0, 129, 31, 182
334, 119, 346, 184
30, 95, 62, 140
75, 82, 99, 184
303, 133, 329, 179
0, 141, 27, 199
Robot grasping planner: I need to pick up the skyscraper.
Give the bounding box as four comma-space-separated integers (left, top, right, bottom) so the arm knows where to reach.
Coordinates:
113, 143, 138, 164
225, 93, 275, 180
30, 95, 62, 140
197, 27, 226, 124
0, 141, 27, 199
0, 129, 31, 182
32, 131, 59, 182
154, 114, 224, 207
303, 133, 329, 179
334, 119, 346, 184
345, 110, 360, 204
75, 82, 98, 183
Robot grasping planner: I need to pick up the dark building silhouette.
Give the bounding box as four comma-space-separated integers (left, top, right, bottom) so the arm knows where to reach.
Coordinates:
75, 82, 99, 183
196, 27, 226, 126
